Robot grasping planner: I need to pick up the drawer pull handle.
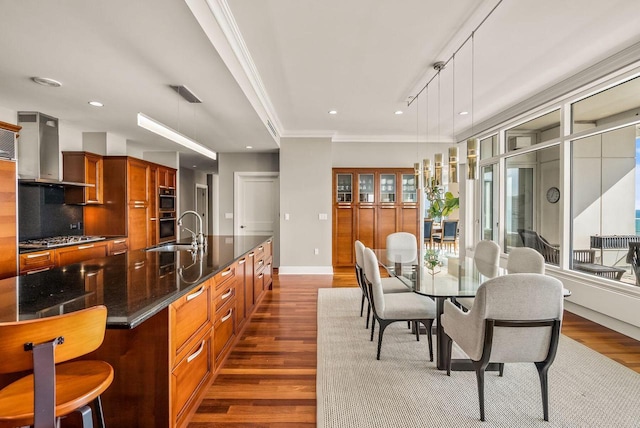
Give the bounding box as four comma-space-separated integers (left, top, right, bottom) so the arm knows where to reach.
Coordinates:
134, 205, 145, 208
113, 239, 126, 244
238, 258, 246, 265
134, 200, 145, 204
26, 252, 50, 259
112, 250, 127, 256
134, 261, 145, 269
267, 239, 272, 243
149, 217, 157, 221
26, 266, 51, 275
187, 340, 205, 363
187, 286, 205, 301
258, 273, 264, 279
221, 308, 233, 323
221, 288, 233, 300
258, 246, 264, 251
221, 268, 232, 277
257, 260, 264, 266
248, 252, 255, 257
78, 244, 95, 250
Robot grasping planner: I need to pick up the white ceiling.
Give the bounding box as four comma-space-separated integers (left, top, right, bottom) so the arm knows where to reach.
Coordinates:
1, 0, 640, 171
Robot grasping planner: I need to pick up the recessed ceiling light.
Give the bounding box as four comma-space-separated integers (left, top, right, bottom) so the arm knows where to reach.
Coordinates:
245, 145, 253, 149
31, 77, 62, 87
193, 165, 197, 168
395, 110, 403, 115
88, 101, 104, 107
459, 111, 469, 116
328, 110, 337, 115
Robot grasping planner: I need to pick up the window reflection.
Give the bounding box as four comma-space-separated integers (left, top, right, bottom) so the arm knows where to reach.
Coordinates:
505, 110, 561, 152
571, 124, 639, 284
505, 146, 560, 264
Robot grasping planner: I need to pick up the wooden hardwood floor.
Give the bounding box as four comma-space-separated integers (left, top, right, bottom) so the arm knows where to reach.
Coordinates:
189, 267, 640, 427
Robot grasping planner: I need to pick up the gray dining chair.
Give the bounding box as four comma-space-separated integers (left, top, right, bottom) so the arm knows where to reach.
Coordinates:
507, 247, 545, 274
363, 247, 436, 361
354, 240, 409, 329
442, 273, 564, 422
386, 232, 418, 264
458, 240, 501, 310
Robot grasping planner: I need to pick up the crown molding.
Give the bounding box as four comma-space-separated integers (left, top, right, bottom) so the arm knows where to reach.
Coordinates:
186, 0, 283, 145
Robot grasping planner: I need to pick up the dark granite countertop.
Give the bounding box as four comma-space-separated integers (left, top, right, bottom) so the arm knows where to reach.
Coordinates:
0, 235, 271, 328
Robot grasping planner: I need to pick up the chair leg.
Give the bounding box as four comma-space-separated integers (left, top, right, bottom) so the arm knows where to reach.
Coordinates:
360, 292, 365, 317
94, 395, 107, 428
366, 303, 371, 329
75, 404, 93, 428
425, 320, 434, 362
473, 361, 487, 421
535, 362, 551, 421
445, 333, 453, 375
376, 320, 391, 360
370, 318, 375, 341
407, 320, 411, 329
498, 363, 504, 377
415, 321, 420, 341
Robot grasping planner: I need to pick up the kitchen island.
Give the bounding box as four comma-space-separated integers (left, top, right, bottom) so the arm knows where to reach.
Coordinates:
0, 235, 274, 428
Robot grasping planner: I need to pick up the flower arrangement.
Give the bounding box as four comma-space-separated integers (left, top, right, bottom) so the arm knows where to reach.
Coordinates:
424, 249, 443, 275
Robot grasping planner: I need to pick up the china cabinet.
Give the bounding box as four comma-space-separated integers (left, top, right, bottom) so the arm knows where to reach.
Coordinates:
332, 168, 419, 266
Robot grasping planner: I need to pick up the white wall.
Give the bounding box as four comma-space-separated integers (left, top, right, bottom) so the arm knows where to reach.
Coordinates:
279, 138, 332, 273
217, 152, 279, 235
144, 151, 179, 168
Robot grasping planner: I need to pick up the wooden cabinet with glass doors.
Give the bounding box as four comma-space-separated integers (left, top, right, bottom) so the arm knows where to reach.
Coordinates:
332, 168, 419, 266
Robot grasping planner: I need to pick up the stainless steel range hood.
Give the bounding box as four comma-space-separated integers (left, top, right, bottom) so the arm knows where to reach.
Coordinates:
17, 112, 91, 187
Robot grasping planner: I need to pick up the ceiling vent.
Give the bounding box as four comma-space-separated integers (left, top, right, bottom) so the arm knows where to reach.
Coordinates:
169, 85, 202, 103
266, 120, 278, 138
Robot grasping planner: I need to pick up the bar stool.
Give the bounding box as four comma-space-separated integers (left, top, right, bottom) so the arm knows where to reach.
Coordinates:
0, 306, 113, 428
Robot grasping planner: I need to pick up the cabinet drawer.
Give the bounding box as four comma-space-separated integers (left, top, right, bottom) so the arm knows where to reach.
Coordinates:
19, 250, 55, 274
253, 270, 265, 304
254, 243, 265, 261
108, 238, 128, 256
214, 281, 236, 313
254, 257, 265, 274
214, 264, 236, 290
170, 280, 212, 365
263, 261, 272, 290
55, 242, 107, 266
172, 330, 213, 426
263, 239, 272, 259
214, 298, 236, 364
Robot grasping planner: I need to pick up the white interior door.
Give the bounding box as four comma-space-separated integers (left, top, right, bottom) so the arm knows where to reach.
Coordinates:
235, 172, 278, 236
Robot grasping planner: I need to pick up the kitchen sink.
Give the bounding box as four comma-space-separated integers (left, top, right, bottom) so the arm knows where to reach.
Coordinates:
146, 244, 195, 252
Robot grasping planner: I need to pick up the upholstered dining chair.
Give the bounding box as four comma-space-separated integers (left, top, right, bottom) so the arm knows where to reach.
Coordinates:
354, 240, 409, 329
458, 240, 501, 311
386, 232, 418, 264
424, 219, 434, 249
0, 305, 114, 428
507, 247, 545, 274
433, 220, 459, 253
442, 274, 564, 422
363, 247, 436, 361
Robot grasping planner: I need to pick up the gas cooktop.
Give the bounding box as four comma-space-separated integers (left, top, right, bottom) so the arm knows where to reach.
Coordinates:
19, 235, 106, 249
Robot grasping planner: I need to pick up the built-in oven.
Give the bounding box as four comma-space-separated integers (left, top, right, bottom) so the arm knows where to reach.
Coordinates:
159, 212, 176, 242
159, 188, 176, 212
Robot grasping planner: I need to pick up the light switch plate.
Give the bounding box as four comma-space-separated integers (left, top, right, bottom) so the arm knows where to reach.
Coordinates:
225, 212, 233, 219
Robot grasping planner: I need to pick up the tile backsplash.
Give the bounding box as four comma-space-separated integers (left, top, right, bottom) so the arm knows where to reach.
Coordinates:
18, 184, 83, 241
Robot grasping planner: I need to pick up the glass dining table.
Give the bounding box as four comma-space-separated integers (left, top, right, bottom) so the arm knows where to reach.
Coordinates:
374, 249, 570, 371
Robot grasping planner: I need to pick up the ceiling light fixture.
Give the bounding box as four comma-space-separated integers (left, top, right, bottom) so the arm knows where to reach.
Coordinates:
137, 112, 217, 160
245, 145, 253, 149
395, 110, 403, 115
88, 101, 104, 107
458, 111, 468, 115
31, 77, 62, 87
328, 110, 337, 115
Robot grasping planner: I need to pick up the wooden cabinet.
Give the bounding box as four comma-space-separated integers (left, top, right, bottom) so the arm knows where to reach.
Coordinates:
169, 279, 213, 428
333, 168, 419, 266
85, 156, 175, 250
234, 257, 247, 329
107, 238, 128, 256
62, 151, 103, 204
55, 241, 108, 266
0, 158, 17, 279
158, 166, 177, 189
19, 249, 54, 275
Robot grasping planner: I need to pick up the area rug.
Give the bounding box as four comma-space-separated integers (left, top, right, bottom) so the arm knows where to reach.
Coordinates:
317, 288, 640, 427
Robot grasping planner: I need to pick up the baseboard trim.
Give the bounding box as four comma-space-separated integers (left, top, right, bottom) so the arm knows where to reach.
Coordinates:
278, 266, 333, 275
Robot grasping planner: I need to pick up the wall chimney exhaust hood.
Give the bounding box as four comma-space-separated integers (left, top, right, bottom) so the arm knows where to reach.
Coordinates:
17, 112, 93, 187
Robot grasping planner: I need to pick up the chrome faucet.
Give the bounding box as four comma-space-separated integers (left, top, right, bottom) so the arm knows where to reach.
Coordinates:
177, 210, 205, 249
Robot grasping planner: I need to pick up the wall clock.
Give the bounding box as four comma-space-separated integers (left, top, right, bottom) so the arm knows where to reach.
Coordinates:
546, 186, 560, 204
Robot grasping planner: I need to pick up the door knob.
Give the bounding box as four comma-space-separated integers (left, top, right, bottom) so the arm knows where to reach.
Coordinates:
240, 225, 245, 228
